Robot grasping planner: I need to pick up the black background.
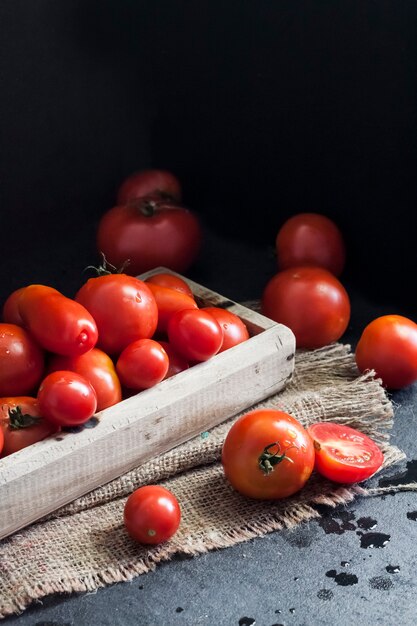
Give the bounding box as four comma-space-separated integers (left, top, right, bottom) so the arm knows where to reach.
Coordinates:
0, 0, 416, 308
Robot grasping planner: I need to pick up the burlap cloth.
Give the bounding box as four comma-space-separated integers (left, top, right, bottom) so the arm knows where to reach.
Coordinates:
0, 338, 411, 619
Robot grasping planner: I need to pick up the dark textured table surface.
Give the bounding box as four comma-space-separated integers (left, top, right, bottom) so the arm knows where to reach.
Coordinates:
2, 226, 417, 626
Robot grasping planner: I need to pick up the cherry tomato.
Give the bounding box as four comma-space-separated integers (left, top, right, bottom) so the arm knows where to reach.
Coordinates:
19, 285, 98, 356
2, 287, 26, 325
146, 282, 198, 334
276, 213, 346, 276
38, 371, 97, 427
307, 422, 384, 483
355, 315, 417, 389
202, 307, 250, 352
96, 197, 202, 276
167, 309, 223, 362
222, 409, 315, 499
0, 323, 44, 396
117, 169, 182, 204
261, 267, 350, 349
75, 274, 158, 355
116, 339, 169, 390
145, 272, 194, 298
48, 348, 122, 411
158, 341, 189, 378
0, 396, 57, 456
124, 485, 181, 544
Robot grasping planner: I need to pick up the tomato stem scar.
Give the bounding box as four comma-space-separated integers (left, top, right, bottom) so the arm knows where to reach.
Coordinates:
258, 442, 299, 475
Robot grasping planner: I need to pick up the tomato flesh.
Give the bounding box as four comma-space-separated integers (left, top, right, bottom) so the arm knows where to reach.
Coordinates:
307, 422, 384, 483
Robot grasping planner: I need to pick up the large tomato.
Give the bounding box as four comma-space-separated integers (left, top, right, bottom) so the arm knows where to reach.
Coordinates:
117, 169, 182, 205
276, 213, 346, 276
0, 396, 56, 456
48, 348, 122, 411
355, 315, 417, 389
19, 285, 98, 356
0, 323, 44, 396
261, 267, 350, 349
96, 197, 202, 276
75, 274, 158, 355
222, 409, 315, 499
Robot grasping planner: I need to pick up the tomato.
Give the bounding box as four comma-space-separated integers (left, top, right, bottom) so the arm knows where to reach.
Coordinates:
0, 396, 57, 456
96, 197, 202, 276
124, 485, 181, 544
222, 409, 315, 499
307, 422, 384, 483
146, 282, 198, 334
202, 307, 250, 352
145, 272, 194, 298
48, 348, 122, 411
2, 287, 26, 325
0, 323, 44, 396
158, 341, 189, 378
261, 267, 350, 349
38, 371, 97, 427
19, 285, 98, 356
116, 339, 169, 390
117, 169, 182, 205
276, 213, 346, 276
167, 309, 223, 362
355, 315, 417, 389
75, 274, 158, 355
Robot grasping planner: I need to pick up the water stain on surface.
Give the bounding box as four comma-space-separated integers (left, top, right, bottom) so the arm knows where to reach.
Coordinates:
379, 459, 417, 488
317, 509, 356, 535
282, 524, 318, 548
358, 532, 390, 549
238, 618, 255, 626
406, 511, 417, 521
357, 517, 377, 531
340, 561, 350, 567
369, 576, 394, 590
289, 608, 296, 614
326, 570, 359, 586
317, 588, 334, 600
386, 565, 400, 574
176, 607, 184, 613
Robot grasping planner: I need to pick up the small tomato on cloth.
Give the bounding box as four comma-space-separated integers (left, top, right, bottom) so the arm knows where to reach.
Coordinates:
222, 409, 315, 499
124, 485, 181, 545
307, 422, 384, 483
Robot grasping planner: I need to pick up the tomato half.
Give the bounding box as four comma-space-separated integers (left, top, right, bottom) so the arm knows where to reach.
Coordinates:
38, 371, 97, 427
48, 348, 122, 411
261, 267, 350, 349
276, 213, 346, 276
116, 339, 169, 390
222, 409, 315, 499
145, 273, 194, 298
146, 282, 198, 334
355, 315, 417, 389
307, 422, 384, 483
124, 485, 181, 545
0, 323, 44, 396
202, 307, 250, 352
75, 274, 158, 355
167, 309, 223, 362
117, 169, 182, 204
19, 285, 98, 356
96, 197, 202, 276
0, 396, 57, 456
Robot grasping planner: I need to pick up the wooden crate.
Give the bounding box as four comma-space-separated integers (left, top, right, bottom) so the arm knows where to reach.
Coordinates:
0, 268, 295, 540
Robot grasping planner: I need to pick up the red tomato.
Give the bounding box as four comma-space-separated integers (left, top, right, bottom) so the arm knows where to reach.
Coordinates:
2, 287, 26, 325
146, 282, 198, 334
307, 422, 384, 483
222, 409, 315, 499
48, 349, 122, 411
261, 267, 350, 349
355, 315, 417, 389
0, 323, 44, 396
0, 396, 57, 456
75, 274, 158, 355
202, 307, 250, 352
167, 309, 223, 362
124, 485, 181, 544
116, 339, 169, 390
158, 341, 189, 378
96, 197, 202, 276
117, 169, 182, 204
276, 213, 346, 276
38, 371, 97, 427
145, 272, 194, 298
19, 285, 98, 356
